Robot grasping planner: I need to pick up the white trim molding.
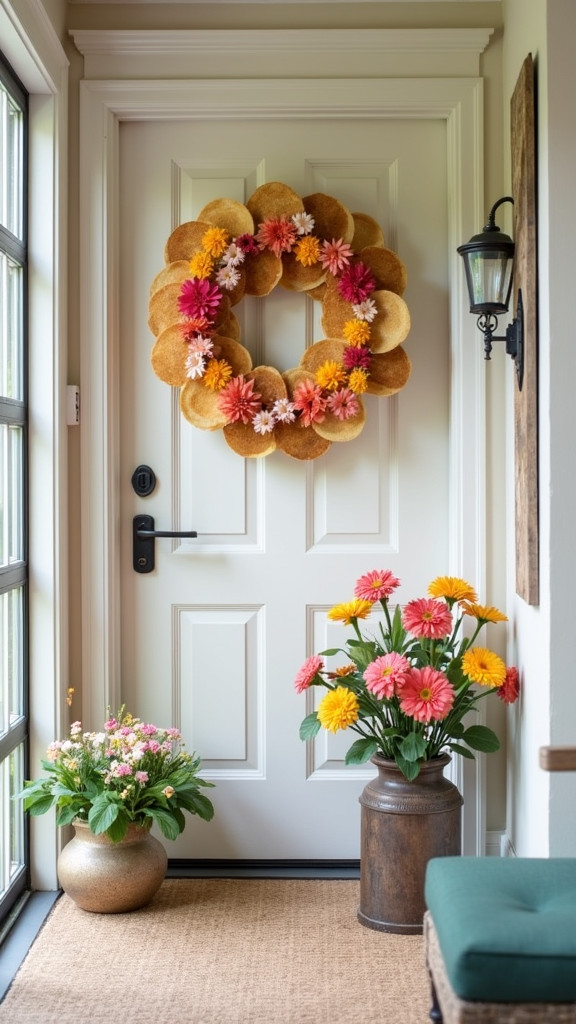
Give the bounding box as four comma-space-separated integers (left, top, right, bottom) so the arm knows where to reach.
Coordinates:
70, 27, 493, 80
77, 66, 487, 853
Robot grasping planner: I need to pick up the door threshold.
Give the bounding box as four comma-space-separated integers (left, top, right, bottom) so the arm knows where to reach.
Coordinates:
167, 859, 361, 879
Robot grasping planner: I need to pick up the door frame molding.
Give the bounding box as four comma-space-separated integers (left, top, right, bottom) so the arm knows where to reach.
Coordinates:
78, 73, 487, 853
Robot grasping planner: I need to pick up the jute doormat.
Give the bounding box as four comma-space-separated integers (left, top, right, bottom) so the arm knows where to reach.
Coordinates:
0, 879, 431, 1024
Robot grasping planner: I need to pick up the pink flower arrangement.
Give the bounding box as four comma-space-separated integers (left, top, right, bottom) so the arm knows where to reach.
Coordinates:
19, 708, 215, 842
294, 570, 519, 780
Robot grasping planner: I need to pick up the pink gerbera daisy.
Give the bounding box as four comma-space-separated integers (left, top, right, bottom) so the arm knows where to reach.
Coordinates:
217, 375, 262, 424
292, 379, 327, 427
178, 278, 222, 320
397, 667, 455, 722
319, 238, 353, 275
363, 653, 410, 700
256, 218, 297, 257
326, 388, 360, 421
343, 345, 372, 371
402, 598, 453, 640
337, 262, 377, 304
354, 569, 401, 602
294, 654, 324, 694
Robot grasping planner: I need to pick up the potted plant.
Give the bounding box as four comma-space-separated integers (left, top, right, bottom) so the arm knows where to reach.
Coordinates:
19, 708, 215, 913
294, 570, 519, 933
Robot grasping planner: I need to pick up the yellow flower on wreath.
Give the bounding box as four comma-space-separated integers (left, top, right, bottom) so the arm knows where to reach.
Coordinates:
203, 359, 233, 391
201, 226, 230, 259
343, 319, 371, 346
461, 647, 506, 688
315, 361, 347, 392
348, 368, 369, 394
294, 235, 321, 266
189, 251, 215, 280
317, 686, 359, 733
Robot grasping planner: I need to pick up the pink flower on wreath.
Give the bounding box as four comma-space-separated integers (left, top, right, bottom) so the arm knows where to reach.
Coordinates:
337, 262, 376, 304
178, 278, 222, 320
354, 569, 401, 603
292, 379, 327, 427
398, 666, 455, 722
294, 654, 324, 694
343, 345, 371, 371
497, 665, 520, 704
218, 375, 262, 424
364, 653, 410, 700
402, 597, 453, 640
256, 218, 298, 257
319, 238, 353, 275
326, 388, 360, 421
235, 233, 260, 255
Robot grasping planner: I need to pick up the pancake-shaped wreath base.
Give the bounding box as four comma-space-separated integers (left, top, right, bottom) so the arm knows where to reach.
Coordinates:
148, 181, 412, 460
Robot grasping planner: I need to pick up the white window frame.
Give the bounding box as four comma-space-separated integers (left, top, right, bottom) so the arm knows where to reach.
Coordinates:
0, 0, 69, 891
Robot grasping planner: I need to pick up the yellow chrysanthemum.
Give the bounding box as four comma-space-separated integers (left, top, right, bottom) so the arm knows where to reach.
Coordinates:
428, 576, 477, 604
317, 686, 359, 733
201, 226, 230, 259
203, 358, 233, 391
315, 361, 347, 392
462, 647, 506, 688
461, 602, 508, 624
294, 235, 321, 267
328, 599, 373, 625
348, 368, 369, 394
343, 319, 371, 346
189, 251, 215, 280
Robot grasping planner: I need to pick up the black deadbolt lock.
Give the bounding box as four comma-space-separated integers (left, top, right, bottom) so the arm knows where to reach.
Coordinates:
131, 464, 156, 497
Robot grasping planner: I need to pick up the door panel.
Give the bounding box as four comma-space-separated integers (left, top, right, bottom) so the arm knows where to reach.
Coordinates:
118, 116, 449, 859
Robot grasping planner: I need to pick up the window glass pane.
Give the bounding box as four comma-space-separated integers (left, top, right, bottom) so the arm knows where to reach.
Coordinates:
0, 744, 25, 898
0, 252, 23, 400
0, 83, 23, 238
0, 423, 23, 565
0, 587, 24, 738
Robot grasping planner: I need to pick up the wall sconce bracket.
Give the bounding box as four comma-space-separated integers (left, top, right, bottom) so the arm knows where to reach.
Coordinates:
476, 289, 524, 391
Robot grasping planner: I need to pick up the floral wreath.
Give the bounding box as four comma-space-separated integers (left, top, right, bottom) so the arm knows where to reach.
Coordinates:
148, 182, 411, 461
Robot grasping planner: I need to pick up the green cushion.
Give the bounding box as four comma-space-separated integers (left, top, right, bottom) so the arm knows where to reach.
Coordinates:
425, 857, 576, 1003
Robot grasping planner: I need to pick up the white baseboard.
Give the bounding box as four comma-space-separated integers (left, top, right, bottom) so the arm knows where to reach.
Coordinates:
485, 829, 505, 856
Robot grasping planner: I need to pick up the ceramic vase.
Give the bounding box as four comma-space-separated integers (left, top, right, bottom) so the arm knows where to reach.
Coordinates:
57, 818, 167, 913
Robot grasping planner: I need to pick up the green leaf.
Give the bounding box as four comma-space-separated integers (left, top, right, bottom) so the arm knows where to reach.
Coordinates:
88, 798, 120, 835
24, 792, 56, 816
447, 742, 475, 759
178, 790, 215, 822
105, 813, 130, 843
399, 732, 428, 762
345, 738, 378, 765
395, 754, 421, 781
462, 724, 501, 753
299, 713, 321, 741
145, 807, 182, 841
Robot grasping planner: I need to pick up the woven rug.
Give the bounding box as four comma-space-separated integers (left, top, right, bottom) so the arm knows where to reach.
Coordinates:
0, 879, 430, 1024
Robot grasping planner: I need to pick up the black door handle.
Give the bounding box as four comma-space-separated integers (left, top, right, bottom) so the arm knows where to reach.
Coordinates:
133, 515, 197, 573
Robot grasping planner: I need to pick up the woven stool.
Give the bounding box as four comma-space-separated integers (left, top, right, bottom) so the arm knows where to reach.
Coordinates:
424, 857, 576, 1022
424, 744, 576, 1023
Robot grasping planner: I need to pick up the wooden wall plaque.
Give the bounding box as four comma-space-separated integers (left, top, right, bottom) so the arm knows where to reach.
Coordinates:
511, 54, 539, 605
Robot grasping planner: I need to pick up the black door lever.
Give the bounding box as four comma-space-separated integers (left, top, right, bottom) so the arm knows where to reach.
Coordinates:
133, 514, 197, 573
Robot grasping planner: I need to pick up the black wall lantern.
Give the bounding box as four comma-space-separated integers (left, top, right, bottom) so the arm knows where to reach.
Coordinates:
457, 196, 524, 390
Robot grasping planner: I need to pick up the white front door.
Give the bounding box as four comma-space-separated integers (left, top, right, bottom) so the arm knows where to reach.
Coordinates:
115, 112, 449, 860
